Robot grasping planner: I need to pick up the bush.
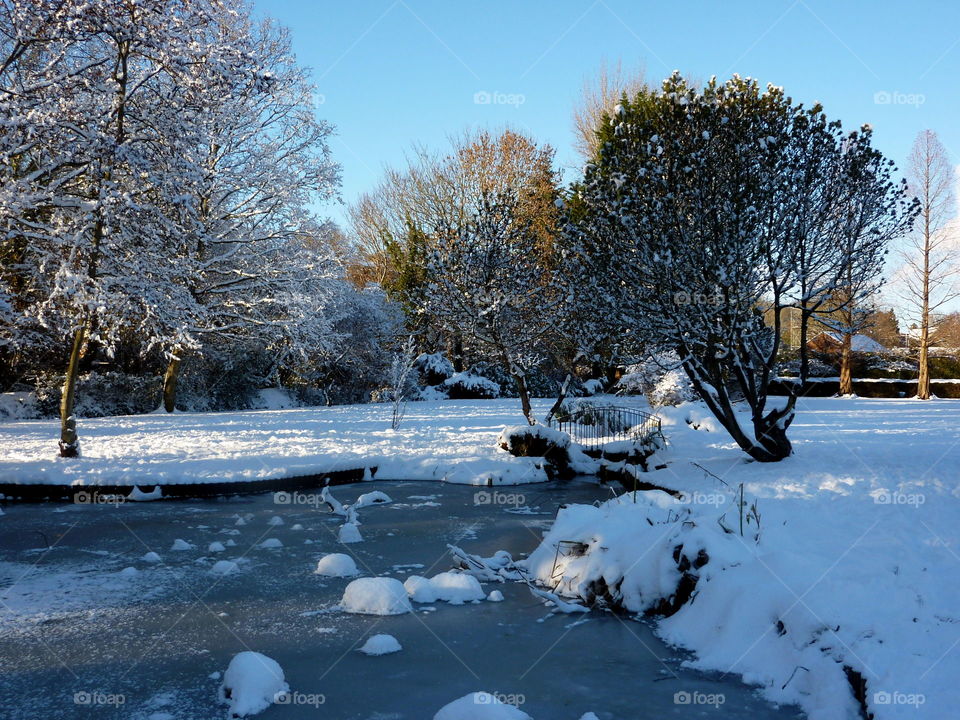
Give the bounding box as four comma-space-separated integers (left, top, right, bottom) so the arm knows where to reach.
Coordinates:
647, 368, 696, 408
35, 371, 161, 418
414, 352, 454, 386
442, 372, 500, 399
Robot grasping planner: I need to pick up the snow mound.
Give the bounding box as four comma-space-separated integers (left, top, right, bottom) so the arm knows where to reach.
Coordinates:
219, 651, 288, 718
358, 633, 402, 656
118, 566, 138, 578
170, 539, 193, 551
258, 538, 283, 549
315, 553, 359, 577
341, 577, 412, 615
404, 571, 485, 605
487, 590, 504, 602
354, 490, 392, 508
267, 515, 284, 526
433, 692, 531, 720
208, 541, 225, 553
211, 560, 239, 576
141, 551, 162, 563
338, 522, 362, 544
127, 485, 163, 501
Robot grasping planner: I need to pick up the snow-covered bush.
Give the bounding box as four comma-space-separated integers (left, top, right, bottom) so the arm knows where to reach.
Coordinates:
414, 352, 455, 386
442, 372, 500, 399
647, 368, 696, 408
34, 372, 160, 418
0, 391, 39, 420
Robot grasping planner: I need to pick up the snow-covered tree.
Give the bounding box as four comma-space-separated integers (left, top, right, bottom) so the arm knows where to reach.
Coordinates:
158, 14, 341, 411
0, 0, 313, 454
571, 74, 914, 461
422, 192, 568, 424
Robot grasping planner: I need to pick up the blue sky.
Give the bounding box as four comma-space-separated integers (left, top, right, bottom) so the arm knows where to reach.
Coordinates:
253, 0, 960, 231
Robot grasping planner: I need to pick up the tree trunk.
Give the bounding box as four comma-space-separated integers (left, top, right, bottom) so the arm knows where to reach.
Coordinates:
162, 350, 183, 413
917, 234, 931, 399
59, 325, 86, 457
543, 373, 573, 425
514, 371, 535, 425
838, 332, 854, 396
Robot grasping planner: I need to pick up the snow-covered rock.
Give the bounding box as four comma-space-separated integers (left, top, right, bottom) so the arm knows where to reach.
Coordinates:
487, 590, 504, 602
141, 551, 162, 563
258, 538, 283, 549
315, 553, 359, 577
208, 541, 225, 553
341, 577, 412, 615
170, 539, 193, 551
354, 490, 392, 508
357, 633, 402, 656
211, 560, 239, 576
218, 651, 288, 718
433, 692, 531, 720
404, 572, 485, 605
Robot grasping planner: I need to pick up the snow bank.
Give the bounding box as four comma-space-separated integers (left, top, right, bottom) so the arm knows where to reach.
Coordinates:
433, 692, 531, 720
314, 553, 359, 577
358, 633, 402, 656
404, 571, 485, 605
341, 577, 412, 615
218, 651, 288, 718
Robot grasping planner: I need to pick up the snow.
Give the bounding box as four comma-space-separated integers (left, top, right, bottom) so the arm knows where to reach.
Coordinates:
433, 692, 532, 720
338, 522, 362, 544
354, 490, 392, 507
170, 539, 193, 551
218, 651, 288, 718
0, 400, 553, 487
258, 538, 282, 549
314, 553, 359, 577
521, 395, 960, 720
486, 590, 504, 602
208, 541, 225, 553
404, 571, 486, 604
340, 577, 412, 615
357, 633, 402, 656
210, 560, 239, 576
141, 551, 162, 563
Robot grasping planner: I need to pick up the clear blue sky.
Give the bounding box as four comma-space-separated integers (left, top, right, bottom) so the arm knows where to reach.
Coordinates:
253, 0, 960, 230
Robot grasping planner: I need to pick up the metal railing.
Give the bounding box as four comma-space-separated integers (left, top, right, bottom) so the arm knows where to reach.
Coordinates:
549, 404, 662, 452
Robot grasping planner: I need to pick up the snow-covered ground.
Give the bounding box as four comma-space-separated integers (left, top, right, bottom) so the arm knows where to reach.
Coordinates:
1, 395, 957, 719
524, 396, 960, 720
0, 399, 553, 486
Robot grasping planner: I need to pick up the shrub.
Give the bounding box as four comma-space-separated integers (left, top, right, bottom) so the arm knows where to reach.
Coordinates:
442, 372, 500, 399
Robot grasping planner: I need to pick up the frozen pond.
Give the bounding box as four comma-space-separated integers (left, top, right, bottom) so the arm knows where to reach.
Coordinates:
0, 481, 803, 719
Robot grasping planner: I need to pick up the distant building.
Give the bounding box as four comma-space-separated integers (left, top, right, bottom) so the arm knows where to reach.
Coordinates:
807, 332, 885, 354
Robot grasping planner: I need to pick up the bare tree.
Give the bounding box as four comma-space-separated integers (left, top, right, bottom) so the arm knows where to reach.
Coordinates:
572, 58, 647, 160
899, 130, 958, 399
